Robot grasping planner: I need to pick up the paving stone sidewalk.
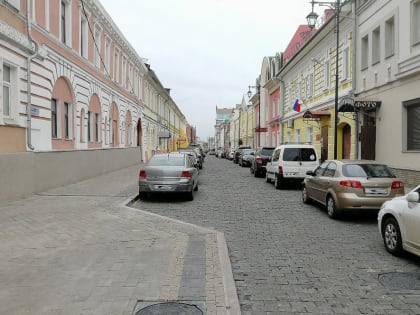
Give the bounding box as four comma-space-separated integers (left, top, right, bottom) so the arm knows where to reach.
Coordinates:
0, 164, 239, 315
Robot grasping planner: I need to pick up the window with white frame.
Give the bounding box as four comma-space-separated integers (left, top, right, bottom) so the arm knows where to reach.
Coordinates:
2, 64, 11, 117
372, 27, 381, 64
306, 127, 313, 143
60, 0, 71, 46
95, 113, 100, 142
2, 62, 18, 124
361, 35, 369, 69
114, 49, 119, 82
342, 47, 350, 80
64, 102, 71, 139
122, 57, 126, 88
51, 98, 58, 138
80, 12, 88, 58
324, 60, 330, 89
295, 129, 300, 143
94, 27, 102, 69
404, 98, 420, 151
413, 0, 420, 46
105, 38, 110, 72
385, 17, 395, 58
87, 111, 92, 142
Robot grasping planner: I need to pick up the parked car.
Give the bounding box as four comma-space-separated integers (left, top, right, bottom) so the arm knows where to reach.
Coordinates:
378, 185, 420, 257
266, 143, 319, 188
227, 149, 235, 161
302, 160, 405, 219
209, 148, 216, 155
138, 153, 198, 201
250, 146, 275, 177
178, 149, 202, 169
233, 146, 251, 164
238, 149, 255, 167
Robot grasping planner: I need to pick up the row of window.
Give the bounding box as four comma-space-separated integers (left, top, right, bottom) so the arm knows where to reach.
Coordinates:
51, 98, 133, 146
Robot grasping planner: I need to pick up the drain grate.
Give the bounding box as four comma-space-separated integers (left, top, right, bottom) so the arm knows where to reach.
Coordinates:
134, 301, 204, 315
378, 272, 420, 290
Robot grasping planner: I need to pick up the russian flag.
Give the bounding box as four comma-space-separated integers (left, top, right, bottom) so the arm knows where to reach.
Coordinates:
293, 99, 301, 112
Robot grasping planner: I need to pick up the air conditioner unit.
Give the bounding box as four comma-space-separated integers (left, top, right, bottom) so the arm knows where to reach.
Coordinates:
287, 119, 294, 128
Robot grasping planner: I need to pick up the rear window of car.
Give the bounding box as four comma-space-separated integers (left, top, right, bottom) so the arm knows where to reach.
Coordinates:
342, 164, 396, 178
261, 148, 274, 155
243, 149, 254, 154
283, 148, 317, 161
149, 156, 185, 166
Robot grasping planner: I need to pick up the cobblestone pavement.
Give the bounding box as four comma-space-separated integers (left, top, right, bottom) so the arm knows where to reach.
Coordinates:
132, 156, 420, 314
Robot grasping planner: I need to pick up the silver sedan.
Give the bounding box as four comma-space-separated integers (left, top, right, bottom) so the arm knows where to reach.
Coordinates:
138, 153, 199, 201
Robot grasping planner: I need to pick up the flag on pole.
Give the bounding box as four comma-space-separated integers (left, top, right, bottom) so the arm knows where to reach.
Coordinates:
293, 99, 301, 112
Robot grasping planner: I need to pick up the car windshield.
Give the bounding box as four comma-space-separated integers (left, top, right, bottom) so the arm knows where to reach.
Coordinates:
342, 164, 396, 178
261, 148, 274, 155
148, 156, 185, 166
243, 149, 254, 154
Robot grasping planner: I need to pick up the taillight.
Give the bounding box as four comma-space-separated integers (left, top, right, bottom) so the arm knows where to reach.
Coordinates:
255, 156, 262, 163
340, 180, 362, 189
278, 166, 283, 174
391, 181, 404, 189
181, 171, 190, 178
139, 170, 146, 178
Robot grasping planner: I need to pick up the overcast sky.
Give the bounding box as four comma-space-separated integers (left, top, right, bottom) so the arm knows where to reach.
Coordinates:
99, 0, 320, 141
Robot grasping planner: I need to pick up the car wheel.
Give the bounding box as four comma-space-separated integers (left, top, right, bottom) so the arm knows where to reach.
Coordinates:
302, 185, 311, 204
383, 217, 403, 255
254, 169, 259, 177
274, 174, 282, 189
265, 172, 271, 183
186, 191, 194, 201
139, 192, 148, 201
326, 195, 340, 219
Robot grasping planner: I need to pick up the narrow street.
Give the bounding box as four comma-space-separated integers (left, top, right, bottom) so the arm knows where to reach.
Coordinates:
132, 155, 420, 314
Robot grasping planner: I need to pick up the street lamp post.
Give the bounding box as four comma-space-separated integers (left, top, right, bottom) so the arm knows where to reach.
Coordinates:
307, 0, 340, 159
248, 85, 260, 147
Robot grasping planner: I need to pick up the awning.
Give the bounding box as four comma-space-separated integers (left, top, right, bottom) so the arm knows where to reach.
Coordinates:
339, 97, 381, 112
302, 110, 331, 119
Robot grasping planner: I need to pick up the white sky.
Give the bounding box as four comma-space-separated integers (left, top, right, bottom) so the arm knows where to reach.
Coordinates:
99, 0, 320, 140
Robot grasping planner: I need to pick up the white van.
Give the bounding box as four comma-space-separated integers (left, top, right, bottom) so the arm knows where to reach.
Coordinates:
265, 143, 319, 189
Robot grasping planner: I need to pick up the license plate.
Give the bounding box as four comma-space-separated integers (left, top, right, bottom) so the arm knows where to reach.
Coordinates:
154, 184, 172, 191
364, 188, 388, 195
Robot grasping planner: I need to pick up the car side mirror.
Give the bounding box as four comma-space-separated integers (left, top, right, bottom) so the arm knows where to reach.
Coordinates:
407, 192, 419, 203
306, 170, 315, 176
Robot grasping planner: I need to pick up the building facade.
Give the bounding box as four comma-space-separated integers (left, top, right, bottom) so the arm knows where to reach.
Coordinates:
0, 0, 192, 203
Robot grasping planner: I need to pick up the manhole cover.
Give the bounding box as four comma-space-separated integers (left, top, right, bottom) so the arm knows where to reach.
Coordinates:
379, 272, 420, 290
135, 302, 203, 315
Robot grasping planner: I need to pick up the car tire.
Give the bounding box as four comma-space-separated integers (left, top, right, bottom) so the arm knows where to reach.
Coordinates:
383, 217, 403, 256
265, 172, 271, 183
186, 191, 194, 201
139, 192, 148, 201
274, 174, 282, 189
326, 195, 340, 219
254, 169, 259, 177
302, 185, 311, 204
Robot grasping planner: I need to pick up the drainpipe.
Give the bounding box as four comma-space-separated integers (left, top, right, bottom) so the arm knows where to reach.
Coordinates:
26, 0, 39, 150
351, 0, 358, 159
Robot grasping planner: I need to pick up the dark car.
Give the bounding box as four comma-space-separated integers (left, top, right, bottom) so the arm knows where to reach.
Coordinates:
233, 146, 251, 164
250, 146, 275, 177
238, 149, 255, 167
